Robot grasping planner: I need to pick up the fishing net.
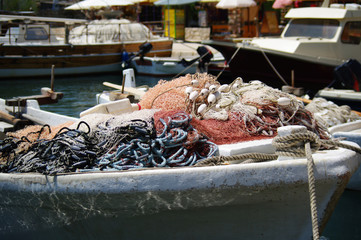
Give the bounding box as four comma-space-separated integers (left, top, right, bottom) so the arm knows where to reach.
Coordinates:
0, 110, 217, 174
305, 97, 361, 127
0, 122, 75, 165
139, 73, 219, 111
140, 74, 330, 144
1, 74, 338, 174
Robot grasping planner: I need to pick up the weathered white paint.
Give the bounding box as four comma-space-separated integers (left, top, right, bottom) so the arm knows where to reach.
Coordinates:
1, 99, 361, 238
23, 100, 78, 126
0, 145, 359, 239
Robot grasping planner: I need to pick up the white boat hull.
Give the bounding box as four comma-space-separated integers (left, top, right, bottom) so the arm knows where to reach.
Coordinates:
0, 142, 359, 239
1, 98, 360, 238
131, 56, 197, 77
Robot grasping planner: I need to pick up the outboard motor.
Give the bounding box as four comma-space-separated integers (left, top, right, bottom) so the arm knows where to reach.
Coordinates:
123, 42, 153, 68
197, 46, 213, 72
180, 46, 213, 73
121, 50, 130, 68
137, 42, 153, 61
328, 59, 361, 91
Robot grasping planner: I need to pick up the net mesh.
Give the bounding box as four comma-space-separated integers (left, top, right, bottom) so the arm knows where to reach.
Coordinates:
305, 97, 361, 127
139, 74, 330, 144
139, 73, 219, 111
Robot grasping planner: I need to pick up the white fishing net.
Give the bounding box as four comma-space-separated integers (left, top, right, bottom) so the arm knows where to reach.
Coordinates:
71, 109, 159, 139
305, 97, 361, 127
140, 74, 330, 144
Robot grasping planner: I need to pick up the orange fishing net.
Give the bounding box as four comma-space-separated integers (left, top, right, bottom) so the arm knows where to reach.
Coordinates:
6, 121, 75, 142
154, 110, 272, 145
139, 73, 219, 111
141, 74, 330, 145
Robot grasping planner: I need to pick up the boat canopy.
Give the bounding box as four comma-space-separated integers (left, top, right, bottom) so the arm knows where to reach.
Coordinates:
285, 7, 361, 20
69, 19, 160, 44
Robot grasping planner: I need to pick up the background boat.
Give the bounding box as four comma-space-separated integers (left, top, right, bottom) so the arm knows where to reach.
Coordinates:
130, 42, 226, 77
0, 15, 173, 79
204, 4, 361, 95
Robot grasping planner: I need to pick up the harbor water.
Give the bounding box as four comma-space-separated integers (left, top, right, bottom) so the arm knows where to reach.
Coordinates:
0, 73, 361, 239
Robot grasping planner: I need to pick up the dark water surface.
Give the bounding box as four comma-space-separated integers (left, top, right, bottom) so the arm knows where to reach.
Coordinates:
0, 73, 162, 118
0, 73, 360, 239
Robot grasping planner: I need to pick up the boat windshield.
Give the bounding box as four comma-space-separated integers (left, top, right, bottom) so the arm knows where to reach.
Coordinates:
25, 27, 49, 40
283, 19, 339, 39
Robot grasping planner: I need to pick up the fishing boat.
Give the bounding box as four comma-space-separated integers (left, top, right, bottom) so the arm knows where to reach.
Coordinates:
204, 3, 361, 94
1, 73, 361, 239
129, 42, 226, 78
0, 15, 173, 79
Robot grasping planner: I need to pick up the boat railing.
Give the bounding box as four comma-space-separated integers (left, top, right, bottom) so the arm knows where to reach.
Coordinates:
140, 20, 167, 37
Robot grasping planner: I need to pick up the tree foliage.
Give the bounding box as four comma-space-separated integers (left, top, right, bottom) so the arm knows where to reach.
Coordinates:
2, 0, 38, 11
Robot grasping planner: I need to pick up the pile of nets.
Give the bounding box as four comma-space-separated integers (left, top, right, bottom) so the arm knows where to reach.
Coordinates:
1, 73, 338, 174
305, 97, 361, 128
0, 110, 216, 175
140, 73, 330, 144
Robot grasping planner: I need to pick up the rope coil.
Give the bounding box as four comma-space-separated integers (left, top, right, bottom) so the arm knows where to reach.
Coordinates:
272, 131, 321, 157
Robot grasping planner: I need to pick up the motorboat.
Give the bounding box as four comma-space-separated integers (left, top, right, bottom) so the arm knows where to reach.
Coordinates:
204, 3, 361, 94
129, 42, 226, 78
0, 15, 173, 79
0, 73, 360, 239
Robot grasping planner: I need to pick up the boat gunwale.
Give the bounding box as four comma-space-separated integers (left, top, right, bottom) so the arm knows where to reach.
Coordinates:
0, 143, 358, 194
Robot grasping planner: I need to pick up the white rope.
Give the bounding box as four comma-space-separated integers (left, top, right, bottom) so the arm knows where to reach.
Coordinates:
197, 130, 361, 240
305, 141, 320, 240
173, 50, 212, 79
259, 47, 289, 86
215, 45, 243, 80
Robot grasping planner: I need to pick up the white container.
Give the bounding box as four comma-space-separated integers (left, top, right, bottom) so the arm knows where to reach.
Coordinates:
123, 68, 136, 88
79, 98, 140, 118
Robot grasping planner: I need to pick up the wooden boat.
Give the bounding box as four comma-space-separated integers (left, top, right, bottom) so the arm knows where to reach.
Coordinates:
204, 3, 361, 94
0, 94, 360, 239
0, 15, 173, 79
0, 89, 77, 139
